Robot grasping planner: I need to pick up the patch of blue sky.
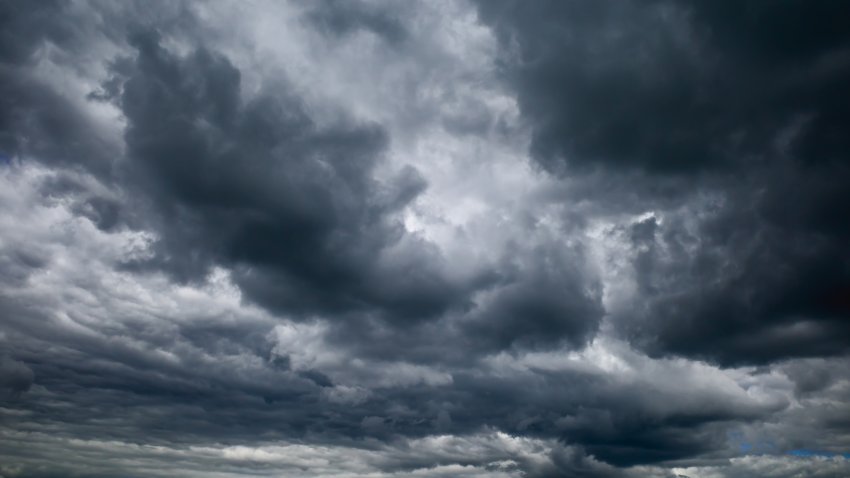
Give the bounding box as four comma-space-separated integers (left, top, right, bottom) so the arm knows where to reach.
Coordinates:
786, 449, 850, 459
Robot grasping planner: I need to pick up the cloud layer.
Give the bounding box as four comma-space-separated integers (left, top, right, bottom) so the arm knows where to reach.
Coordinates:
1, 1, 849, 477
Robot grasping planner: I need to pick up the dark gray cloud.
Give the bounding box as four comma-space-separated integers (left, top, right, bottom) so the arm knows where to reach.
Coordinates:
1, 1, 849, 477
0, 56, 118, 177
102, 28, 479, 327
476, 0, 850, 174
0, 357, 33, 397
476, 0, 850, 366
0, 0, 81, 65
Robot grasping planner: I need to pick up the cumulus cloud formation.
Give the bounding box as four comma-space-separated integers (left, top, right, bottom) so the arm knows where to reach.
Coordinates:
0, 1, 848, 477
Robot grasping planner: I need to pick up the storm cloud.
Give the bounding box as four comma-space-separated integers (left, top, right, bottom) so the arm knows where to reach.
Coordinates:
1, 1, 849, 477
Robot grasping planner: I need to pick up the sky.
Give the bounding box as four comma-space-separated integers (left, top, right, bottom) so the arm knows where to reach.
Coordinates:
1, 1, 849, 477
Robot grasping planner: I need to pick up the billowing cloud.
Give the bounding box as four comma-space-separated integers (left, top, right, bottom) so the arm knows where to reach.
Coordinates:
475, 0, 850, 365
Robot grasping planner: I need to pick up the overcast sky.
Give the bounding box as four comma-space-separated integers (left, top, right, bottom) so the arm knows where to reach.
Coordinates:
1, 1, 849, 477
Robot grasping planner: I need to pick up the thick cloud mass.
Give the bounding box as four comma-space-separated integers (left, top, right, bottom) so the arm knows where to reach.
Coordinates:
476, 0, 850, 366
477, 0, 850, 173
1, 1, 849, 477
114, 30, 439, 319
